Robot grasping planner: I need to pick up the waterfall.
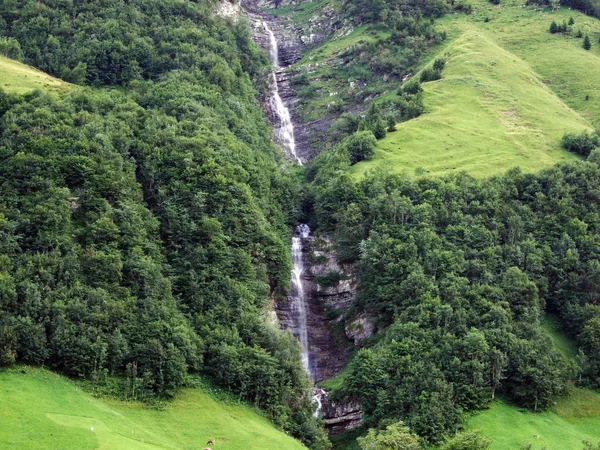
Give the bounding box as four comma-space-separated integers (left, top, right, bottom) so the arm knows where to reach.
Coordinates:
263, 21, 302, 165
290, 223, 312, 376
290, 224, 323, 417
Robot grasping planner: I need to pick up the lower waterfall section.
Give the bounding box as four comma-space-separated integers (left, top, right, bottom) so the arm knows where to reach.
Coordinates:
289, 224, 322, 415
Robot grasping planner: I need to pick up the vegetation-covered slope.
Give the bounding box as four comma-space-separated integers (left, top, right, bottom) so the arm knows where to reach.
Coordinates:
350, 30, 587, 178
0, 366, 307, 450
0, 55, 71, 94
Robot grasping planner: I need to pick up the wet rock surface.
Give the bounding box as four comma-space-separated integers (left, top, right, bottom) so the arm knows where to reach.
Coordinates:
321, 395, 364, 436
275, 233, 354, 382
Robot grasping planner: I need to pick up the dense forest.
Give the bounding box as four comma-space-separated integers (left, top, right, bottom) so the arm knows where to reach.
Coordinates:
308, 136, 600, 443
0, 0, 330, 447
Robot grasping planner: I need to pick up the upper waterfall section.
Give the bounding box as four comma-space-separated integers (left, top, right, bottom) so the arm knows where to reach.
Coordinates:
241, 0, 310, 164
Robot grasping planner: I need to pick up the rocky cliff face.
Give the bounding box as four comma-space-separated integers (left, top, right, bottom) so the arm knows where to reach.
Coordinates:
321, 395, 364, 436
275, 233, 354, 382
275, 233, 376, 434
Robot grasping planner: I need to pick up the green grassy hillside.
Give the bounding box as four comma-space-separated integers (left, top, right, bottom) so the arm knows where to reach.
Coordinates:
351, 29, 589, 178
467, 314, 600, 449
0, 366, 307, 450
350, 0, 600, 178
467, 389, 600, 450
0, 55, 71, 94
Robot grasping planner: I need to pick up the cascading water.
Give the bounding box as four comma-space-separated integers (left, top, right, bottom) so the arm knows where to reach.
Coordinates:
290, 224, 312, 376
263, 21, 302, 165
290, 224, 323, 416
261, 15, 321, 416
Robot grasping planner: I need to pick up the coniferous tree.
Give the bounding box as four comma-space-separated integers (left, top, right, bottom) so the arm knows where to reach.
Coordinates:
549, 21, 558, 33
584, 35, 592, 50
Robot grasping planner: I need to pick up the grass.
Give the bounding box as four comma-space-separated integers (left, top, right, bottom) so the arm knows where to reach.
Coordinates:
541, 313, 579, 360
467, 313, 600, 449
350, 0, 600, 179
0, 366, 306, 450
438, 0, 600, 126
467, 391, 600, 450
351, 28, 588, 178
0, 55, 71, 95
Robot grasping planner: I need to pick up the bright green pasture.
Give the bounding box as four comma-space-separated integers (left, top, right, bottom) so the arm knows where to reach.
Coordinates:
0, 55, 71, 95
351, 0, 600, 178
467, 390, 600, 450
351, 28, 588, 178
0, 366, 306, 450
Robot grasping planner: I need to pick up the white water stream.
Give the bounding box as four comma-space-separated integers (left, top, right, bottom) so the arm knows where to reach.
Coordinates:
290, 224, 323, 417
262, 17, 321, 416
290, 224, 312, 376
263, 21, 302, 165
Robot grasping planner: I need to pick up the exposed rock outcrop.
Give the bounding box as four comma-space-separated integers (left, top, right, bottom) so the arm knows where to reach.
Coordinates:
215, 0, 241, 20
275, 233, 353, 382
321, 395, 364, 436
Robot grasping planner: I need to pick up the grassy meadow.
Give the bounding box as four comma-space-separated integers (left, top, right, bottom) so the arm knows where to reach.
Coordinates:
0, 366, 307, 450
466, 314, 600, 449
467, 390, 600, 450
0, 55, 71, 94
351, 0, 600, 178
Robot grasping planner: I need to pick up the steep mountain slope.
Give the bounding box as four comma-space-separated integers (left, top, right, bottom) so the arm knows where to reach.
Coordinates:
344, 0, 600, 178
350, 29, 588, 178
0, 366, 307, 450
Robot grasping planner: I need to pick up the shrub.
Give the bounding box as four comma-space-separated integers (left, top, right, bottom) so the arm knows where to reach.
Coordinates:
433, 58, 446, 72
0, 37, 23, 60
550, 21, 559, 33
344, 131, 377, 164
420, 67, 442, 82
561, 130, 599, 156
402, 79, 423, 95
576, 29, 583, 38
584, 35, 591, 50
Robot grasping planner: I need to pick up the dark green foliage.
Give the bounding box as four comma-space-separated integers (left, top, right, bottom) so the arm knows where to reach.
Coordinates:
577, 29, 584, 38
420, 66, 442, 82
357, 421, 421, 449
402, 79, 423, 95
420, 58, 445, 82
433, 57, 446, 72
387, 116, 397, 132
307, 154, 600, 441
584, 35, 592, 49
345, 0, 448, 26
344, 131, 378, 164
489, 0, 500, 5
0, 0, 267, 86
569, 16, 575, 25
0, 36, 22, 60
561, 130, 599, 156
550, 20, 559, 33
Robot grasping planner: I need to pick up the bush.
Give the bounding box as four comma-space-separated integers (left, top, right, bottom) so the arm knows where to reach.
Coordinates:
0, 37, 23, 60
344, 131, 377, 164
433, 58, 446, 72
402, 79, 423, 95
420, 67, 442, 82
550, 21, 559, 34
561, 131, 599, 156
358, 421, 420, 450
584, 35, 592, 50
